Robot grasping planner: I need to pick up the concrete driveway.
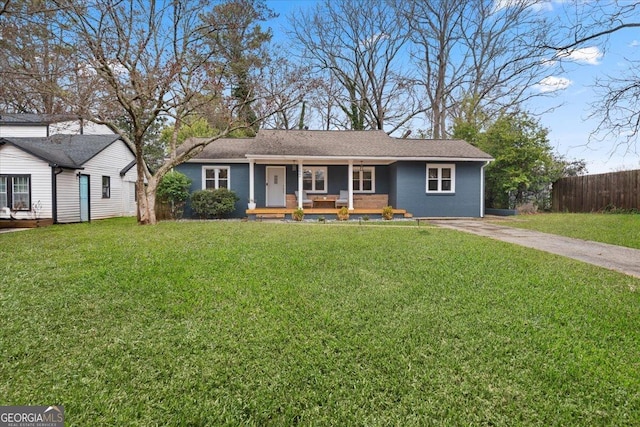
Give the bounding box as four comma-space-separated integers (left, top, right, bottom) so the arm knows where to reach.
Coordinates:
430, 219, 640, 279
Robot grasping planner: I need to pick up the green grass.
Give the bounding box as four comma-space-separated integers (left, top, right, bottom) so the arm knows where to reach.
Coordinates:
1, 218, 639, 426
492, 213, 640, 249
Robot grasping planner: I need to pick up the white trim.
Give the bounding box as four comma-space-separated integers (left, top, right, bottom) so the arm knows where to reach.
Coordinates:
246, 154, 492, 162
202, 165, 230, 190
185, 158, 248, 163
265, 166, 286, 207
301, 166, 328, 194
248, 159, 255, 209
347, 161, 354, 210
297, 160, 304, 209
0, 176, 7, 209
426, 164, 456, 194
352, 166, 375, 193
480, 161, 490, 217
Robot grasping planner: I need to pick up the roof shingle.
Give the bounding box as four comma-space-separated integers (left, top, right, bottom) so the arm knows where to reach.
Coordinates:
188, 130, 492, 161
0, 113, 81, 125
0, 134, 124, 168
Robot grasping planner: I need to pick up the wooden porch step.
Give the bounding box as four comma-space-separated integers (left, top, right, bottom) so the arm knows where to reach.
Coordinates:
256, 213, 286, 220
247, 208, 410, 217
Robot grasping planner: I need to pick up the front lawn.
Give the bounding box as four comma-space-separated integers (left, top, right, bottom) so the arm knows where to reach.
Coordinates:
491, 213, 640, 249
1, 218, 639, 426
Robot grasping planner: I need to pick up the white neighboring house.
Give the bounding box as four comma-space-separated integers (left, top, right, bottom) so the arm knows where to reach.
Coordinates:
0, 113, 112, 137
0, 114, 138, 224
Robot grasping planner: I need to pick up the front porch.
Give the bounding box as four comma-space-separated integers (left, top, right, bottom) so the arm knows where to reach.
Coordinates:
246, 191, 411, 220
246, 207, 412, 220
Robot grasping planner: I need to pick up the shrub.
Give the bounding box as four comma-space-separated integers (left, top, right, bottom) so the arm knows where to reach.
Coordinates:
190, 188, 239, 219
382, 205, 394, 220
516, 202, 538, 215
292, 207, 304, 221
337, 206, 349, 221
601, 204, 640, 214
156, 171, 192, 219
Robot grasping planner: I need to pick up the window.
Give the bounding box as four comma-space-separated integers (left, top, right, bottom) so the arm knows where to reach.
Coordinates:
0, 177, 7, 209
302, 167, 327, 193
352, 167, 375, 193
0, 175, 31, 210
203, 166, 230, 190
102, 176, 111, 198
426, 164, 455, 193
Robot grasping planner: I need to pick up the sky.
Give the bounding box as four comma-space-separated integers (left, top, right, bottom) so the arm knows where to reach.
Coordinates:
265, 0, 640, 174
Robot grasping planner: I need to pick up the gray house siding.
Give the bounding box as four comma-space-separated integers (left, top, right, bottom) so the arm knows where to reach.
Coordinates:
177, 160, 484, 218
283, 164, 390, 195
393, 161, 483, 217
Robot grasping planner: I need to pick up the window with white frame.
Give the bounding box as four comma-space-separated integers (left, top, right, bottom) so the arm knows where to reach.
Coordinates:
352, 167, 375, 193
0, 175, 31, 210
0, 177, 7, 209
203, 166, 230, 190
302, 166, 327, 193
426, 164, 455, 193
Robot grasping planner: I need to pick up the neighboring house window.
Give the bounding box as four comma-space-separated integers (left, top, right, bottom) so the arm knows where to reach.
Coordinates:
203, 166, 230, 189
0, 177, 7, 208
0, 175, 31, 210
426, 164, 455, 193
352, 167, 375, 193
102, 176, 111, 198
303, 167, 327, 193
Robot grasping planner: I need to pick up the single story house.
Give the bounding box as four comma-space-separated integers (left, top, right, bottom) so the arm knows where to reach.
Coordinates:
0, 134, 138, 224
176, 130, 493, 219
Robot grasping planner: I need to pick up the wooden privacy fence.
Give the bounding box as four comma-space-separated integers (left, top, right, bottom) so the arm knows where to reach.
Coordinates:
552, 169, 640, 212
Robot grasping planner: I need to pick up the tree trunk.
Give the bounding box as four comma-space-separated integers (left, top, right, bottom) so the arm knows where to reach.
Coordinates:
137, 175, 158, 225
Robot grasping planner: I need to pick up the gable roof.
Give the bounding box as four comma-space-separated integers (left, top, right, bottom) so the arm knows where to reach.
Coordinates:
187, 130, 493, 162
0, 113, 81, 125
0, 134, 127, 168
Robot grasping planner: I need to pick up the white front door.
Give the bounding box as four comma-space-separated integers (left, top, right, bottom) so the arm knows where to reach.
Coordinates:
266, 166, 286, 207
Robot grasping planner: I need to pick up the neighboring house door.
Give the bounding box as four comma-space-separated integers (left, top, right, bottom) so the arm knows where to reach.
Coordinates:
266, 166, 286, 207
79, 174, 90, 222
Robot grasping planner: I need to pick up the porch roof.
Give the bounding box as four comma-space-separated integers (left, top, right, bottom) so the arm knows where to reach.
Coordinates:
186, 130, 493, 162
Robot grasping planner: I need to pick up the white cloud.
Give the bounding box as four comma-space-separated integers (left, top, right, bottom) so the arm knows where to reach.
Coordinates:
557, 46, 603, 65
493, 0, 555, 13
360, 33, 390, 49
629, 40, 640, 48
535, 76, 572, 92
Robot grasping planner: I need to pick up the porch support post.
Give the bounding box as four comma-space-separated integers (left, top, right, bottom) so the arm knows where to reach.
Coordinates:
248, 159, 255, 209
297, 160, 304, 209
348, 160, 354, 210
480, 161, 488, 218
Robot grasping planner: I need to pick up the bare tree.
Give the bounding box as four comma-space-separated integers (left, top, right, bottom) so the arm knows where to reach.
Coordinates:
306, 73, 348, 131
201, 0, 275, 132
0, 1, 76, 113
289, 0, 420, 133
52, 0, 290, 225
0, 0, 10, 16
543, 1, 640, 152
399, 0, 557, 138
257, 55, 318, 130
